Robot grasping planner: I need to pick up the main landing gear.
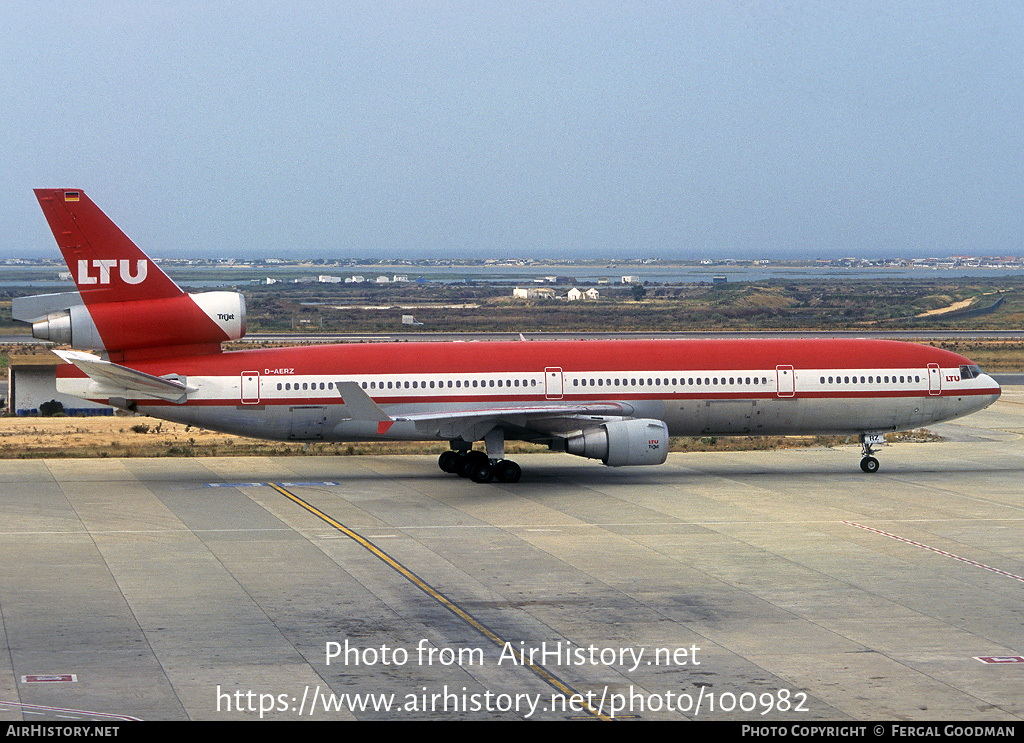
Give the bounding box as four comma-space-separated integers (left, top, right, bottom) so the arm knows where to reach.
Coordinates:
859, 433, 883, 474
439, 430, 521, 483
438, 449, 522, 483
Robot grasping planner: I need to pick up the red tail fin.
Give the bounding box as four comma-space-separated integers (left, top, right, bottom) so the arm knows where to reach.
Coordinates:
34, 189, 182, 304
30, 189, 245, 360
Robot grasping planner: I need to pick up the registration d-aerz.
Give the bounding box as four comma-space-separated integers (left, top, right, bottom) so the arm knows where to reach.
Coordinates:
14, 189, 1001, 482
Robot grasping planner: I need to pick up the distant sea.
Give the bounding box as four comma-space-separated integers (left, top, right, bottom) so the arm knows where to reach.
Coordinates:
400, 264, 1024, 285
1, 262, 1022, 289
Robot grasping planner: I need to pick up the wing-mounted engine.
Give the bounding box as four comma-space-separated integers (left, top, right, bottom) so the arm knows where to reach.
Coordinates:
14, 290, 246, 352
565, 418, 670, 466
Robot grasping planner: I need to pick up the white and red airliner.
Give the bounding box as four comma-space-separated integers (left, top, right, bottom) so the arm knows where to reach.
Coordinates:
15, 189, 1001, 483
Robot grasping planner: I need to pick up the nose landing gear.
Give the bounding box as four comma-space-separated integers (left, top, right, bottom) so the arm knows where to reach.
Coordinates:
860, 455, 880, 473
859, 433, 884, 473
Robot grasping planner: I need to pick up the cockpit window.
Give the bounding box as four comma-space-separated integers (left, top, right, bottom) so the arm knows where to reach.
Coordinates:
959, 364, 983, 379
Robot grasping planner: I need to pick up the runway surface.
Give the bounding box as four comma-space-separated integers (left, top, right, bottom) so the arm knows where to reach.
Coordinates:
1, 393, 1023, 720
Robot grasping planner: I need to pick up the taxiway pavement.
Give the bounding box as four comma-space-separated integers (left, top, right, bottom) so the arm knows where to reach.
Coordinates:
0, 392, 1022, 720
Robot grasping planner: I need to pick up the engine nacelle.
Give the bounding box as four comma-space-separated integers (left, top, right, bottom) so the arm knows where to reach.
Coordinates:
30, 291, 246, 352
565, 418, 670, 467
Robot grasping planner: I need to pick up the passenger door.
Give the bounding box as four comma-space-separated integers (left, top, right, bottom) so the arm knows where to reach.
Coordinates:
241, 371, 260, 404
544, 367, 563, 399
776, 365, 795, 397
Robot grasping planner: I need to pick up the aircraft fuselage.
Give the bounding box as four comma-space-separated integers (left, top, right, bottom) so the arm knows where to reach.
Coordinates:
56, 337, 1000, 443
26, 188, 1001, 481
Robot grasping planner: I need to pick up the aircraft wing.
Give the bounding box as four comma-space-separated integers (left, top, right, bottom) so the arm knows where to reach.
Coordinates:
333, 381, 636, 439
54, 350, 195, 404
390, 401, 638, 442
393, 402, 633, 423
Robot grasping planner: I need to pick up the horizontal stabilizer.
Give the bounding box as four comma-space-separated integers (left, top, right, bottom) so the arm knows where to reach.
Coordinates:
54, 350, 194, 404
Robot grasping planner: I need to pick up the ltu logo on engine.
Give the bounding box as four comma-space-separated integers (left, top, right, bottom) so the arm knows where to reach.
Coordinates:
77, 259, 148, 285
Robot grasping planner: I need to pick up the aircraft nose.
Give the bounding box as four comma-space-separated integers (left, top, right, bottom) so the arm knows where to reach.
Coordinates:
982, 373, 1001, 403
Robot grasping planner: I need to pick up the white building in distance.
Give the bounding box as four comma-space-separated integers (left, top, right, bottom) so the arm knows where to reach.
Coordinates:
567, 287, 600, 301
513, 287, 557, 300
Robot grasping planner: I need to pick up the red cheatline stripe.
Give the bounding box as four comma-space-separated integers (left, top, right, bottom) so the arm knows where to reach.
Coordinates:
85, 387, 996, 407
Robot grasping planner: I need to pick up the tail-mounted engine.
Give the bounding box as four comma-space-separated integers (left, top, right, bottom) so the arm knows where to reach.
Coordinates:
14, 290, 246, 353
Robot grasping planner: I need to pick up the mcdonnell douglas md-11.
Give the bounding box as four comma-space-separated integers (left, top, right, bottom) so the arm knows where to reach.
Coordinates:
13, 189, 1001, 483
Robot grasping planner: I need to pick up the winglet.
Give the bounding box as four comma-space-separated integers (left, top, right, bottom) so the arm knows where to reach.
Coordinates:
334, 381, 392, 422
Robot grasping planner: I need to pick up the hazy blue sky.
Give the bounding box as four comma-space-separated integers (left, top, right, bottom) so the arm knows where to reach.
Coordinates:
3, 2, 1023, 260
